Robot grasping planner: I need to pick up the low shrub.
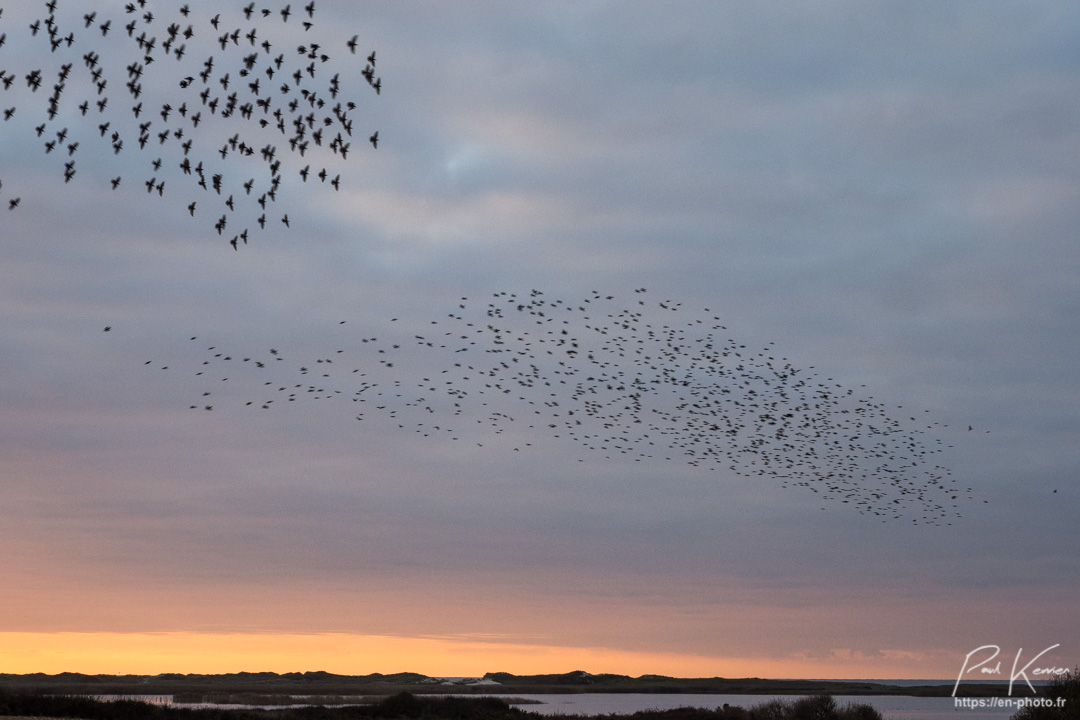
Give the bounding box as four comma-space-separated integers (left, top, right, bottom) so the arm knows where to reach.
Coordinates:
1012, 668, 1080, 720
747, 695, 880, 720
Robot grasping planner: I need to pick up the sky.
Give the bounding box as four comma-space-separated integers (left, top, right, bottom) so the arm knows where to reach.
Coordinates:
0, 0, 1078, 680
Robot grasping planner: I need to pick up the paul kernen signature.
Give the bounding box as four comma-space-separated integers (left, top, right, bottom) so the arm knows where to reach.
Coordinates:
954, 644, 1069, 696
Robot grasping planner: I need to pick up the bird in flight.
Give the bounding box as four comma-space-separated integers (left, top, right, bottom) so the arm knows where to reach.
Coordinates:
3, 0, 386, 250
146, 290, 979, 525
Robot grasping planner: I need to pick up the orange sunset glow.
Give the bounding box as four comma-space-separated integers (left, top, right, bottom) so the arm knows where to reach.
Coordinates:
0, 632, 961, 680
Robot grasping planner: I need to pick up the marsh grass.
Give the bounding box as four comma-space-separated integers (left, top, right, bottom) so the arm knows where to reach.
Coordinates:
745, 694, 880, 720
0, 692, 528, 720
0, 691, 882, 720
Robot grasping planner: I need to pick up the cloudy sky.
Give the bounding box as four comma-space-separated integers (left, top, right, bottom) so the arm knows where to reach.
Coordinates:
1, 1, 1077, 679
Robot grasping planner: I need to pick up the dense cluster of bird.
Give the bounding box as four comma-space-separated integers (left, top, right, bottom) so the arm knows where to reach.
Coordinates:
144, 290, 975, 524
0, 0, 381, 247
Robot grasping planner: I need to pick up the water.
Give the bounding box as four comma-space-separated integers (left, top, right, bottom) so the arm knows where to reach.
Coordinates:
85, 691, 1048, 720
494, 692, 1024, 720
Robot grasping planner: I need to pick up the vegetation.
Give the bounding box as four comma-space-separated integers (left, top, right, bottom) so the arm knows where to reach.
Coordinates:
742, 695, 881, 720
11, 670, 1080, 720
0, 691, 525, 720
1012, 668, 1080, 720
0, 690, 887, 720
540, 695, 881, 720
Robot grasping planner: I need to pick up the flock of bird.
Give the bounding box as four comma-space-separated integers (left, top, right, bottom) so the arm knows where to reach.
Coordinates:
6, 5, 979, 523
146, 290, 976, 524
1, 0, 381, 247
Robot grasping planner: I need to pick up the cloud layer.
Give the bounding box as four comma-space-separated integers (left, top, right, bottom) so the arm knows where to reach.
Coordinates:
1, 0, 1077, 676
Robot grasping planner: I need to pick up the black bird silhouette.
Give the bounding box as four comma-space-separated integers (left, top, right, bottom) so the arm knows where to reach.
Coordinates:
4, 0, 384, 246
150, 290, 978, 524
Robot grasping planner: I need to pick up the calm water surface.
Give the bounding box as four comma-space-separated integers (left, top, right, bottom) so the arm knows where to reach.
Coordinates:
494, 693, 1022, 720
88, 692, 1037, 720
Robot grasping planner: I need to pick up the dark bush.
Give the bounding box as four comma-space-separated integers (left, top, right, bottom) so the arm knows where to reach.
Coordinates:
1012, 668, 1080, 720
374, 692, 424, 718
790, 695, 836, 720
746, 696, 880, 720
546, 706, 749, 720
747, 699, 788, 720
834, 702, 882, 720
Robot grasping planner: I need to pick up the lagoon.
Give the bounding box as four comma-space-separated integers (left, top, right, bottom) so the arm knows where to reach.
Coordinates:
493, 692, 1020, 720
89, 691, 1029, 720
